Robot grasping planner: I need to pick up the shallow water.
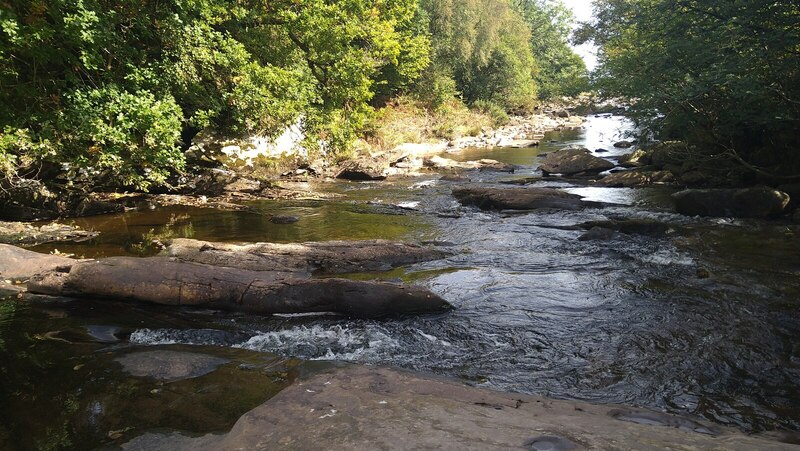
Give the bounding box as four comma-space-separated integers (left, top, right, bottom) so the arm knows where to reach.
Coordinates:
3, 115, 800, 448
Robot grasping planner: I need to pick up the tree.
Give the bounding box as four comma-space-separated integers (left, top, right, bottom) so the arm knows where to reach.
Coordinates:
417, 0, 538, 110
515, 0, 589, 99
578, 0, 800, 178
0, 0, 429, 190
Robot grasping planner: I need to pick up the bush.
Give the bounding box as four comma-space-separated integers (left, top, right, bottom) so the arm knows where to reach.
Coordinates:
470, 100, 510, 127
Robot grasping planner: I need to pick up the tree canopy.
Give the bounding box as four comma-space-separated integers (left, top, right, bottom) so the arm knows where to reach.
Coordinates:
579, 0, 800, 177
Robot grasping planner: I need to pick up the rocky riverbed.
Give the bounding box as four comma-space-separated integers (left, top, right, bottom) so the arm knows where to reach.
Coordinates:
2, 114, 799, 449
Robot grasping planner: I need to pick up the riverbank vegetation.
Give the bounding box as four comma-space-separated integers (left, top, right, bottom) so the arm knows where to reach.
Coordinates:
578, 0, 800, 181
0, 0, 586, 194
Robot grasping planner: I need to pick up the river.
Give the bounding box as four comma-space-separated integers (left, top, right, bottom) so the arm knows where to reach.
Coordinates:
2, 115, 799, 449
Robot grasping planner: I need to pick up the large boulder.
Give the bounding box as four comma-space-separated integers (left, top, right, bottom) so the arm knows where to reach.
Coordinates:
617, 149, 651, 168
165, 238, 448, 274
423, 156, 514, 173
0, 244, 76, 280
336, 159, 387, 181
672, 186, 790, 218
27, 257, 451, 318
539, 148, 614, 175
600, 170, 674, 187
453, 187, 589, 211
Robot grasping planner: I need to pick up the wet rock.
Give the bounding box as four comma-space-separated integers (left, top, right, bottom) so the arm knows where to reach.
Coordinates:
71, 198, 125, 217
424, 156, 514, 173
678, 170, 708, 187
608, 408, 719, 436
696, 267, 711, 279
223, 178, 261, 194
613, 140, 633, 148
579, 218, 672, 237
578, 227, 616, 241
594, 148, 609, 153
115, 350, 229, 382
555, 109, 570, 118
0, 179, 59, 220
440, 174, 470, 182
499, 177, 542, 186
28, 257, 452, 318
165, 238, 447, 274
269, 215, 299, 224
617, 149, 651, 168
777, 183, 800, 209
526, 435, 583, 450
672, 186, 790, 218
600, 170, 674, 187
453, 187, 588, 211
121, 365, 789, 451
179, 168, 238, 196
539, 148, 614, 175
336, 159, 387, 181
599, 171, 649, 187
0, 221, 98, 245
0, 244, 76, 281
649, 141, 686, 168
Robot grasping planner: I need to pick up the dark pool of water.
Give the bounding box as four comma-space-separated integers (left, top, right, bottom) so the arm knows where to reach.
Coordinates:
3, 115, 800, 449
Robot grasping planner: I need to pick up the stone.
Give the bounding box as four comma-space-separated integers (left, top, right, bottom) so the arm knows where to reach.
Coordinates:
0, 244, 76, 281
165, 238, 448, 274
121, 365, 790, 451
672, 186, 790, 218
578, 227, 616, 241
115, 351, 229, 382
223, 178, 261, 194
539, 148, 614, 175
27, 257, 452, 318
579, 219, 672, 237
71, 198, 125, 217
617, 149, 651, 168
335, 159, 387, 181
453, 187, 589, 211
613, 141, 633, 148
423, 156, 514, 173
269, 215, 299, 224
599, 171, 650, 187
0, 221, 98, 246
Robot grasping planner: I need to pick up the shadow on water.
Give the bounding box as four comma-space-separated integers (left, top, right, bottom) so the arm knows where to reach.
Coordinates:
4, 115, 800, 448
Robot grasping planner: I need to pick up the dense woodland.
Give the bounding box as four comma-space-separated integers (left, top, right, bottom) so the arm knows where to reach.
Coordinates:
0, 0, 585, 190
0, 0, 798, 192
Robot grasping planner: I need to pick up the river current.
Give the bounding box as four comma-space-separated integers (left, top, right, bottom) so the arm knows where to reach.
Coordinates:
2, 115, 799, 448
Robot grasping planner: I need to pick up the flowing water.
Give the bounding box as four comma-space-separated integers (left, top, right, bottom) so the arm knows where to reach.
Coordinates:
2, 115, 800, 449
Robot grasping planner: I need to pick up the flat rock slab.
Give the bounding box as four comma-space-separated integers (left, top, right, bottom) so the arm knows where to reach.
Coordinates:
165, 238, 448, 274
0, 243, 76, 280
539, 148, 615, 175
27, 256, 451, 318
453, 187, 591, 211
115, 350, 229, 382
121, 365, 790, 450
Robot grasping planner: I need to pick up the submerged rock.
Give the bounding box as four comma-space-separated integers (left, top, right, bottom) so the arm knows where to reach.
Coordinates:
27, 256, 451, 318
672, 186, 790, 218
613, 140, 633, 148
453, 187, 589, 211
578, 226, 617, 241
579, 218, 672, 237
116, 351, 229, 382
539, 148, 614, 175
0, 244, 76, 280
165, 238, 448, 274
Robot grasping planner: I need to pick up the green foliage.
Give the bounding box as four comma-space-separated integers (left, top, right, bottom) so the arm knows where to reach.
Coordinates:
580, 0, 800, 175
417, 0, 538, 110
515, 0, 590, 99
0, 0, 430, 190
470, 100, 510, 127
